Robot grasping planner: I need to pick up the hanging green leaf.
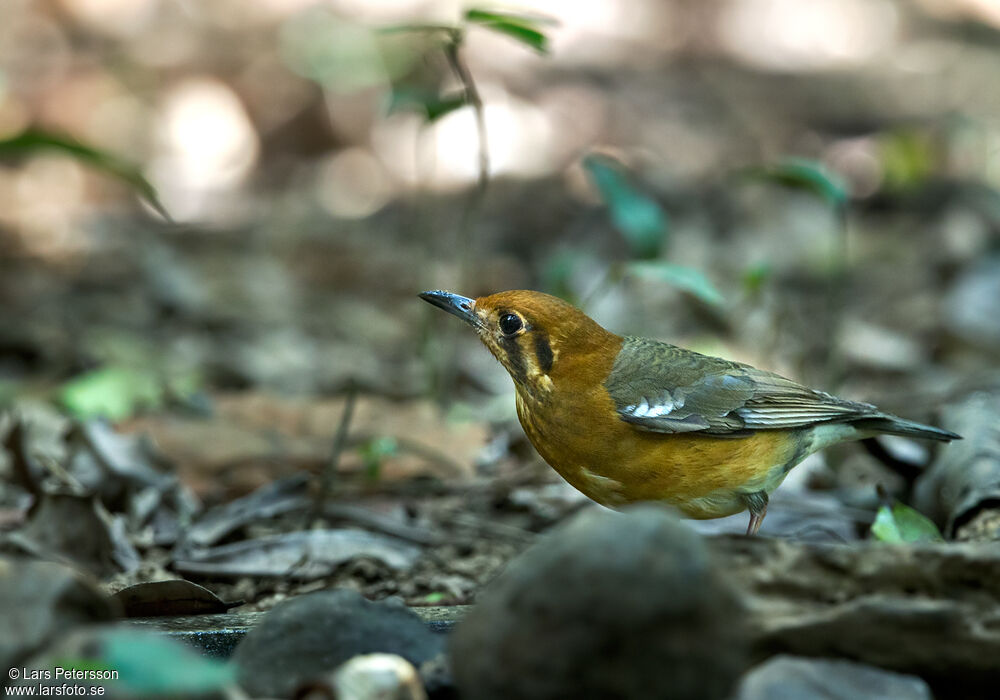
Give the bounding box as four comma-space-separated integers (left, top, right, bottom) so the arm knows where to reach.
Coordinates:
871, 501, 944, 543
282, 9, 419, 93
388, 87, 468, 122
378, 23, 460, 36
583, 154, 668, 260
464, 8, 554, 53
626, 261, 725, 308
746, 157, 849, 209
0, 128, 170, 220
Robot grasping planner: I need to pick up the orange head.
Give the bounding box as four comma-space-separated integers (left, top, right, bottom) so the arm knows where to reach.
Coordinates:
419, 289, 618, 389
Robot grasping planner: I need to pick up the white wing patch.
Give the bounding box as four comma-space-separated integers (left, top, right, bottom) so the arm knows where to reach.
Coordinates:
622, 394, 678, 419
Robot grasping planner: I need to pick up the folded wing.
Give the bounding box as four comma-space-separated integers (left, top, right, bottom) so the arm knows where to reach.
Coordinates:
605, 337, 878, 436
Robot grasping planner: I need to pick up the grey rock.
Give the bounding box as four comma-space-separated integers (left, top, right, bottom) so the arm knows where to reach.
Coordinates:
450, 505, 748, 700
913, 389, 1000, 539
735, 655, 932, 700
944, 255, 1000, 349
0, 557, 116, 680
233, 589, 443, 698
417, 653, 456, 700
711, 536, 1000, 696
328, 653, 427, 700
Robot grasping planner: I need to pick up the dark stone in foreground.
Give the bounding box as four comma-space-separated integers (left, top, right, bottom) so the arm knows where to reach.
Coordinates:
735, 656, 932, 700
0, 557, 116, 679
127, 612, 261, 659
450, 506, 748, 700
232, 589, 444, 698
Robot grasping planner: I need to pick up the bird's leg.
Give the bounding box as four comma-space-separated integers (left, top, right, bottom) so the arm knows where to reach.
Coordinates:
744, 491, 769, 536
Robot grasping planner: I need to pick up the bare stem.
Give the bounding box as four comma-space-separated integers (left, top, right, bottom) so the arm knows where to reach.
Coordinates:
308, 384, 357, 526
434, 33, 491, 406
444, 35, 489, 195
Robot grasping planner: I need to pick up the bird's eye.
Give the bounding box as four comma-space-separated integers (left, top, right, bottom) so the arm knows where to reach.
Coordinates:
498, 313, 523, 336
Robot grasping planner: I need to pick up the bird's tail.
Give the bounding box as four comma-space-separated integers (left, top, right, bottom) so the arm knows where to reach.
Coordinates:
852, 415, 961, 442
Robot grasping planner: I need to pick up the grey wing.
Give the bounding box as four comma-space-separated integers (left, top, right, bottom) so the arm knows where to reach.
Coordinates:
605, 337, 878, 436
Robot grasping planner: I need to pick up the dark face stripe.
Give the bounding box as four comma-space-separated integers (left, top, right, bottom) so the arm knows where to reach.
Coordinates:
534, 334, 554, 374
499, 335, 528, 384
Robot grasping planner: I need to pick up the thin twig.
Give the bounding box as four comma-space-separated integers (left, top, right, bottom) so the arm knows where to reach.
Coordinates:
308, 385, 357, 526
322, 503, 442, 546
435, 33, 492, 406
444, 35, 489, 196
443, 511, 536, 545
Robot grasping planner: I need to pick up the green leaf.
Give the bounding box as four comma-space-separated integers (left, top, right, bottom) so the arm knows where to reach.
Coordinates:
626, 261, 725, 307
880, 129, 934, 190
464, 8, 553, 53
359, 436, 399, 481
282, 10, 418, 93
422, 591, 448, 604
388, 87, 468, 122
742, 261, 771, 295
0, 128, 170, 220
60, 366, 163, 422
748, 157, 849, 208
378, 23, 460, 36
871, 501, 944, 543
583, 154, 668, 260
101, 630, 235, 694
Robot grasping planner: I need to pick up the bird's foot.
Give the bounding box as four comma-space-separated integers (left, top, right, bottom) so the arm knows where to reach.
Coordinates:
744, 491, 768, 536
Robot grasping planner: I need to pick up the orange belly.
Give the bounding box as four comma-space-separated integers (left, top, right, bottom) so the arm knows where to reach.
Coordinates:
516, 386, 801, 519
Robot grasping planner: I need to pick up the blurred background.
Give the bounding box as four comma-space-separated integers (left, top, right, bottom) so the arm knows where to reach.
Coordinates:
2, 0, 1000, 604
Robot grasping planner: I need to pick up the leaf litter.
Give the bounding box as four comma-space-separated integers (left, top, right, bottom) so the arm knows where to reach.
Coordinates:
0, 398, 551, 613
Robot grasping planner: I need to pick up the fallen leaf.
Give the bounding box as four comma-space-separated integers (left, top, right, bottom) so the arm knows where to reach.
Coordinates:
2, 494, 140, 578
111, 580, 235, 618
182, 474, 310, 548
871, 502, 944, 543
173, 529, 421, 579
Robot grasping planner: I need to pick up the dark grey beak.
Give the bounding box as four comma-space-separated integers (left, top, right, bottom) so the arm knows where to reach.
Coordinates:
419, 290, 479, 327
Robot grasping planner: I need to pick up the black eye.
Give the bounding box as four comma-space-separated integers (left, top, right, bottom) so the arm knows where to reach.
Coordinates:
498, 313, 523, 336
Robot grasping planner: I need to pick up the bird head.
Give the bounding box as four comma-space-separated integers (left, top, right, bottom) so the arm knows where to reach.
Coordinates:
419, 289, 617, 388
